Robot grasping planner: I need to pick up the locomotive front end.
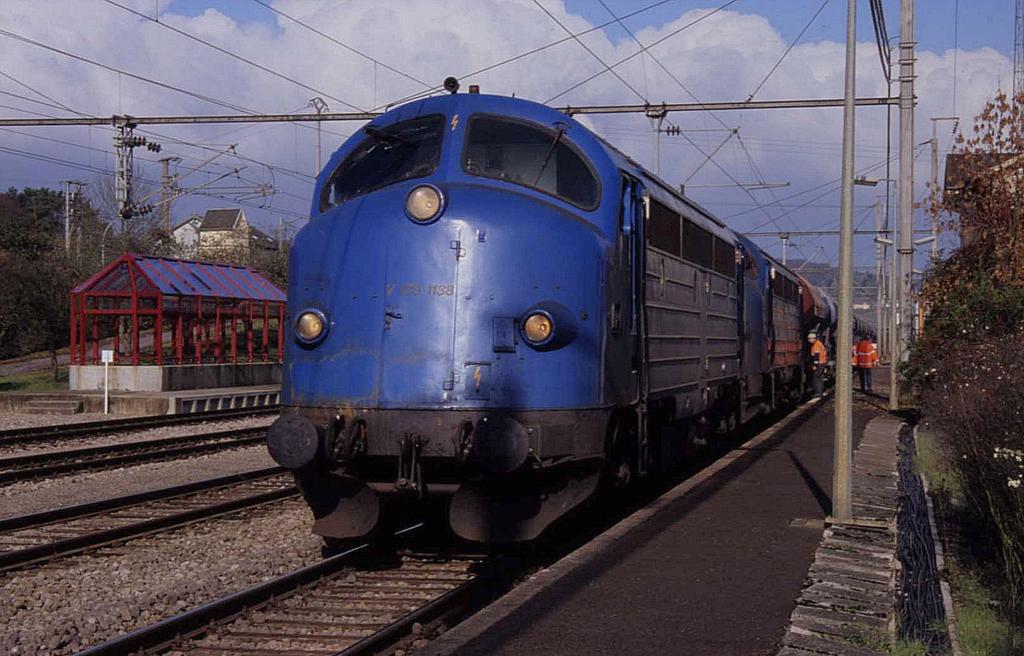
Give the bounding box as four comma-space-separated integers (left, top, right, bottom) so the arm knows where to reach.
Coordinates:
268, 95, 618, 543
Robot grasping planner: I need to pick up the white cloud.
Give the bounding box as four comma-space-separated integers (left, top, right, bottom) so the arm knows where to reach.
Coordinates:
0, 0, 1009, 266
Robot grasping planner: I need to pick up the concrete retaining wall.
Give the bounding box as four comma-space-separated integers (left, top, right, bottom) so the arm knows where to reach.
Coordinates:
69, 363, 280, 392
0, 387, 279, 415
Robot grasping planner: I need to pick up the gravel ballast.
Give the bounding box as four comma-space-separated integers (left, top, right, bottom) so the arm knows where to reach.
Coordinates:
0, 500, 321, 656
0, 415, 274, 457
0, 444, 277, 518
0, 412, 111, 430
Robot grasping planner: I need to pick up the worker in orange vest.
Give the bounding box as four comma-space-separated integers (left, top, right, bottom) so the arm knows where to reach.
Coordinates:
808, 332, 828, 398
851, 333, 880, 392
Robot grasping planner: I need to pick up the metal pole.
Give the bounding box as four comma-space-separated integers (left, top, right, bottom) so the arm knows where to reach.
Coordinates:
894, 0, 916, 410
833, 0, 857, 523
930, 122, 939, 261
647, 108, 667, 176
781, 234, 789, 265
114, 125, 131, 220
310, 97, 328, 174
159, 156, 180, 233
875, 200, 884, 345
63, 180, 71, 252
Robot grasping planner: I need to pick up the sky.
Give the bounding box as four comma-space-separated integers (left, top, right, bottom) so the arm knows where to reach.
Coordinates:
0, 0, 1016, 274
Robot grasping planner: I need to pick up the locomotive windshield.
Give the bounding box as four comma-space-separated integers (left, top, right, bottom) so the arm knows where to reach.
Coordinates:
462, 115, 599, 209
321, 114, 444, 210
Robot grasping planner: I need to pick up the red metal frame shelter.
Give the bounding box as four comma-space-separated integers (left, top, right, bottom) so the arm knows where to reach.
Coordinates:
70, 253, 287, 367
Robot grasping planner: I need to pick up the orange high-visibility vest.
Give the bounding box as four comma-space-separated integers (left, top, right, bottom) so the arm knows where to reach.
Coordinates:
854, 339, 878, 368
810, 340, 828, 365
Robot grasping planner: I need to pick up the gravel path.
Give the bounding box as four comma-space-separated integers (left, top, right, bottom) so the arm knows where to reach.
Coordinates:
0, 444, 277, 518
0, 500, 321, 655
0, 415, 274, 457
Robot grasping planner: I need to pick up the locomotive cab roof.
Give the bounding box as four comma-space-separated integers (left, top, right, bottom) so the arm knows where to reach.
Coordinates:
323, 92, 618, 193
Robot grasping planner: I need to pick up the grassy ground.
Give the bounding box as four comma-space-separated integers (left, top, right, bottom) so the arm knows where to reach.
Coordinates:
891, 641, 927, 656
914, 429, 960, 498
0, 368, 69, 392
914, 430, 1021, 656
951, 570, 1019, 656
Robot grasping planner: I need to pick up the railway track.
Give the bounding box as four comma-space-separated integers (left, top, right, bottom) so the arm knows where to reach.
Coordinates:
20, 404, 823, 656
78, 530, 496, 656
0, 405, 278, 449
0, 427, 268, 484
0, 467, 295, 571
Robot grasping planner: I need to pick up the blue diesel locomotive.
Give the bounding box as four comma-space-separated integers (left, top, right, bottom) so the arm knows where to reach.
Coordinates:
267, 91, 841, 544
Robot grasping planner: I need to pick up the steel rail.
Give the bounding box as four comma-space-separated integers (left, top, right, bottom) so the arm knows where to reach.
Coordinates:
0, 466, 284, 531
0, 405, 278, 447
76, 526, 429, 656
0, 427, 266, 483
335, 569, 495, 656
0, 469, 294, 571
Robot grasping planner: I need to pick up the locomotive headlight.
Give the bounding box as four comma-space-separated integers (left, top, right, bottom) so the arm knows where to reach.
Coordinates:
522, 312, 554, 345
294, 309, 328, 345
405, 185, 443, 223
520, 303, 577, 351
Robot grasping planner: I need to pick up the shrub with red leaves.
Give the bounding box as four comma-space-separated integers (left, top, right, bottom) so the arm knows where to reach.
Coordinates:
918, 336, 1024, 605
912, 90, 1024, 619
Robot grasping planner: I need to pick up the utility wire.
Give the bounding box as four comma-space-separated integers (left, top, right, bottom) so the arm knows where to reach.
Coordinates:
0, 27, 350, 147
544, 0, 741, 104
0, 65, 313, 226
100, 0, 366, 112
248, 0, 432, 91
0, 67, 88, 117
0, 28, 255, 115
0, 89, 82, 114
381, 0, 697, 109
531, 0, 647, 103
868, 0, 891, 83
594, 0, 795, 244
0, 48, 324, 184
0, 93, 314, 225
746, 0, 830, 102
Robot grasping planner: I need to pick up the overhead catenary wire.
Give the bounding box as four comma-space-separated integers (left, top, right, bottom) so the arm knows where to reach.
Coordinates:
749, 0, 835, 101
868, 0, 892, 83
0, 67, 87, 117
594, 0, 805, 255
99, 0, 367, 113
0, 98, 312, 221
247, 0, 433, 92
0, 92, 316, 186
0, 28, 254, 115
0, 62, 319, 187
381, 0, 711, 109
530, 0, 648, 104
544, 0, 741, 104
0, 26, 352, 151
0, 36, 318, 226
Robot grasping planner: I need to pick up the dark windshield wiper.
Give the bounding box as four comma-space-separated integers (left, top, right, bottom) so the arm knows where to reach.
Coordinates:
364, 124, 413, 145
533, 123, 567, 186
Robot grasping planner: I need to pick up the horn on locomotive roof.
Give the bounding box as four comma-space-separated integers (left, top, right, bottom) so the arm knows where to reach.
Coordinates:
443, 77, 460, 94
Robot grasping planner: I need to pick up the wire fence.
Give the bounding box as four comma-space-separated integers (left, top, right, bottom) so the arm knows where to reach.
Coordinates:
897, 428, 951, 653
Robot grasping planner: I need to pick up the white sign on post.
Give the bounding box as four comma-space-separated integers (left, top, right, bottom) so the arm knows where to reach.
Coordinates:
101, 349, 114, 415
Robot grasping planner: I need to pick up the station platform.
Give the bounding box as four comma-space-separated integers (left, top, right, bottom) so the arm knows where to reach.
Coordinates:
0, 385, 280, 416
425, 387, 892, 656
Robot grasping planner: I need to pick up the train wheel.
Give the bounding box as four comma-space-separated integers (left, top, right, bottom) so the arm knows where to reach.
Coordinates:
605, 413, 636, 487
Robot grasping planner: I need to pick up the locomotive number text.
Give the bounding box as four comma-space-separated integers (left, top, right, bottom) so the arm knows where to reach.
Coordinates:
387, 283, 455, 297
